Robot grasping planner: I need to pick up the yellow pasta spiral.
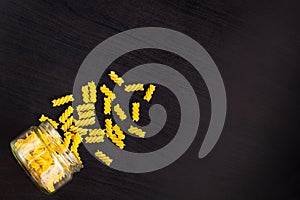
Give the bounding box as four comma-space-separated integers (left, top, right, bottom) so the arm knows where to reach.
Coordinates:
111, 135, 125, 149
100, 84, 116, 100
95, 150, 113, 166
59, 106, 73, 123
143, 84, 156, 102
132, 102, 140, 122
78, 110, 95, 119
27, 144, 54, 175
52, 94, 74, 107
105, 119, 113, 137
85, 135, 104, 143
76, 103, 95, 112
105, 124, 125, 149
105, 118, 125, 148
88, 81, 97, 103
69, 125, 88, 136
75, 117, 95, 127
108, 71, 124, 86
39, 114, 59, 129
70, 133, 82, 153
15, 132, 38, 150
61, 116, 74, 132
104, 97, 112, 115
124, 83, 144, 92
113, 124, 125, 140
128, 125, 146, 138
89, 128, 105, 136
113, 104, 127, 121
81, 85, 90, 103
62, 132, 73, 149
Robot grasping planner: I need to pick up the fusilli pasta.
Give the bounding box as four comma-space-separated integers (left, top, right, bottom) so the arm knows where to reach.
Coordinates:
39, 114, 59, 129
104, 97, 112, 115
124, 83, 144, 92
131, 102, 140, 122
76, 103, 95, 112
59, 106, 73, 123
70, 133, 82, 154
85, 135, 104, 143
95, 150, 113, 166
88, 81, 97, 103
128, 125, 146, 138
52, 94, 74, 107
100, 84, 116, 100
78, 110, 95, 119
75, 117, 95, 127
113, 104, 127, 121
89, 128, 105, 136
108, 71, 124, 86
143, 84, 156, 102
81, 85, 90, 103
61, 116, 74, 132
105, 119, 113, 136
113, 124, 125, 140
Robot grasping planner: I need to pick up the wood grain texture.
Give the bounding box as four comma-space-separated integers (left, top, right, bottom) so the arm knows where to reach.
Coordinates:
0, 0, 300, 199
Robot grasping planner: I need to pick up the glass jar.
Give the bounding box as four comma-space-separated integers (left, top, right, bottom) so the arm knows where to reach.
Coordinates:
10, 121, 83, 194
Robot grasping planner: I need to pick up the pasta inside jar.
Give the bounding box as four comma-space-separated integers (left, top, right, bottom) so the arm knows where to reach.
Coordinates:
10, 121, 83, 194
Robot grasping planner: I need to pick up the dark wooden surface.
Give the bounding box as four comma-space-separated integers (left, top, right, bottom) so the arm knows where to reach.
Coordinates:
0, 0, 300, 199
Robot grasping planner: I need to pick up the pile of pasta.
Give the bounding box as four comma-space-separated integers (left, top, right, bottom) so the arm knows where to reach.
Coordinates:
93, 71, 156, 165
14, 70, 156, 190
13, 92, 85, 192
14, 129, 72, 192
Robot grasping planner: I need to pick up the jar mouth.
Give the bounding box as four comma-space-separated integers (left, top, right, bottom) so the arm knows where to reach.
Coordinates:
37, 121, 83, 172
41, 121, 62, 141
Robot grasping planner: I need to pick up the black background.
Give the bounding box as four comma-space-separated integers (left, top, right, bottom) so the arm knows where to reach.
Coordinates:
0, 0, 300, 199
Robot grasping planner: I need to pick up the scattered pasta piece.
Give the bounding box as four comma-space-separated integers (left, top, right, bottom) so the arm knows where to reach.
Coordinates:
88, 81, 97, 103
85, 135, 104, 143
78, 110, 95, 119
70, 133, 82, 155
81, 85, 90, 103
143, 84, 156, 102
108, 132, 125, 149
77, 127, 88, 136
100, 84, 116, 100
105, 119, 113, 137
124, 83, 144, 92
69, 125, 78, 134
113, 124, 125, 140
108, 71, 124, 86
75, 117, 95, 127
104, 97, 112, 115
76, 103, 95, 112
89, 129, 105, 136
113, 104, 127, 121
95, 150, 113, 166
104, 119, 124, 149
61, 116, 74, 132
62, 132, 73, 150
59, 106, 73, 123
131, 102, 140, 122
52, 94, 74, 107
128, 125, 146, 138
70, 125, 88, 136
39, 114, 59, 129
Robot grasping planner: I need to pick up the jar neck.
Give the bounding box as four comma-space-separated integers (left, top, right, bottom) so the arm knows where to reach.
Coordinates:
36, 121, 83, 173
